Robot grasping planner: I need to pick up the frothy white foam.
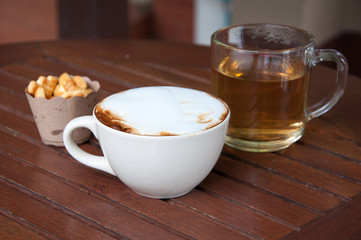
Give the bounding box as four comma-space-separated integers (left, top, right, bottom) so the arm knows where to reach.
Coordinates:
98, 86, 228, 135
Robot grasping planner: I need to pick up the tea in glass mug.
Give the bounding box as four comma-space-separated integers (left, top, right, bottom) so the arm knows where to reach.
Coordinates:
211, 24, 348, 152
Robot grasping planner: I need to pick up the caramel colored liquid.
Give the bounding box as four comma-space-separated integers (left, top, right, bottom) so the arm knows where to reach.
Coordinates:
212, 59, 307, 150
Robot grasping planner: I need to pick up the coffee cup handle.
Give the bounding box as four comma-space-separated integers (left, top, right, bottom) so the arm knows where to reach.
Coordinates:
307, 49, 348, 121
63, 116, 116, 176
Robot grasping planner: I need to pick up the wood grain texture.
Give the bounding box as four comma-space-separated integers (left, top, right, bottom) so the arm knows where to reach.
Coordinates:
1, 39, 361, 239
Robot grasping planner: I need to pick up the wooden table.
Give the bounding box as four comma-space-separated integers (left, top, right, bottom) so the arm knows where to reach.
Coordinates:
1, 39, 361, 239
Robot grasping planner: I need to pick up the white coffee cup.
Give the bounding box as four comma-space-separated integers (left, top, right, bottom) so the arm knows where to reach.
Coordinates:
63, 86, 230, 199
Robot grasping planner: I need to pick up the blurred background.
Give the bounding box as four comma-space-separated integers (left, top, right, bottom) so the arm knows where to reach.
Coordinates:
0, 0, 360, 76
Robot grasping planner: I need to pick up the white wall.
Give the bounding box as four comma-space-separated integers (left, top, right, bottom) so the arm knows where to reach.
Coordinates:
194, 0, 361, 45
194, 0, 231, 45
231, 0, 361, 45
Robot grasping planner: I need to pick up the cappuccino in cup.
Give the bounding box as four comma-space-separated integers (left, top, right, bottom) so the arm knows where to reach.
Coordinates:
95, 86, 228, 136
63, 86, 230, 198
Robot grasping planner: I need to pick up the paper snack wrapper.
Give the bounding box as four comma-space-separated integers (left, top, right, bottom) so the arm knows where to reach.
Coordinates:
26, 77, 100, 147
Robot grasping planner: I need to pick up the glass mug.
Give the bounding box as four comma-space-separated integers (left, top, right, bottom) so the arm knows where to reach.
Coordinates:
211, 23, 348, 152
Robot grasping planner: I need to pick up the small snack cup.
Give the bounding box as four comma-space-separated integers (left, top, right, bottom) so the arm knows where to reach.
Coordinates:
26, 76, 100, 146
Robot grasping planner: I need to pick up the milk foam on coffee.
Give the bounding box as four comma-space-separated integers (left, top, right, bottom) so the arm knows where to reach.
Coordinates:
95, 86, 228, 136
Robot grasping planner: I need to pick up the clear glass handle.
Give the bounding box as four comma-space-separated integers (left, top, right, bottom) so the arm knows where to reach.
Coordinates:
307, 49, 348, 121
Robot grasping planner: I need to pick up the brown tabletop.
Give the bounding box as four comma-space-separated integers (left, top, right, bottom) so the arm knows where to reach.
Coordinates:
1, 39, 361, 239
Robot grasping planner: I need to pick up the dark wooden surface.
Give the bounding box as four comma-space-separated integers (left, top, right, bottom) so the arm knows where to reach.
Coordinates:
0, 39, 360, 239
